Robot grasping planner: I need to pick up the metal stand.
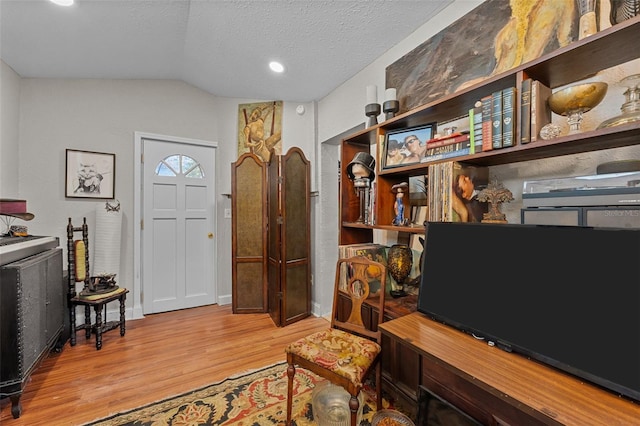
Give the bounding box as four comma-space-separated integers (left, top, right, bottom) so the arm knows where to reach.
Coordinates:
383, 99, 399, 120
365, 103, 381, 127
353, 177, 370, 223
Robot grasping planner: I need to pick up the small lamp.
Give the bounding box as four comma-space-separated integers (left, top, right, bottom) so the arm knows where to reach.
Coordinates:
347, 152, 376, 224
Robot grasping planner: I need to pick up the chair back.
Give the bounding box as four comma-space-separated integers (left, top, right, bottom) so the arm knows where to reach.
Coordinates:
331, 256, 387, 344
67, 217, 91, 297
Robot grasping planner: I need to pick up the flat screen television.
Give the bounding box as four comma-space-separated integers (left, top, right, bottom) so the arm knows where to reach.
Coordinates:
417, 221, 640, 402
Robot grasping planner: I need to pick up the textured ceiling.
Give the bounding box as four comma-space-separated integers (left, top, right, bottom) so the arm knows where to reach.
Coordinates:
0, 0, 453, 102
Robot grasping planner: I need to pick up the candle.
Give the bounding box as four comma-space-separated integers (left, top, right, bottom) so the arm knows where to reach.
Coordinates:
366, 85, 377, 104
385, 88, 397, 102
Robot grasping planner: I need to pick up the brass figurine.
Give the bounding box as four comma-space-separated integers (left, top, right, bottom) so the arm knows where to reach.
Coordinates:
477, 179, 514, 223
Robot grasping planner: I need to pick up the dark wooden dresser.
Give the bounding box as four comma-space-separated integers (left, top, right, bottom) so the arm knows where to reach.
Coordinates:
1, 244, 64, 419
379, 312, 640, 425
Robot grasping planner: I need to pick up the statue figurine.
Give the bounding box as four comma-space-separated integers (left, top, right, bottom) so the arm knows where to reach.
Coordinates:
477, 179, 514, 223
391, 182, 409, 226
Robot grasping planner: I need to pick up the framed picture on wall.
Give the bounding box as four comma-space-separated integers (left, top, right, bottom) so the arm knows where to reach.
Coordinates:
65, 149, 115, 199
382, 123, 435, 170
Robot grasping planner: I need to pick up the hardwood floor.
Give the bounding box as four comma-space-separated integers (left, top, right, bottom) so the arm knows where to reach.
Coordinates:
0, 304, 329, 426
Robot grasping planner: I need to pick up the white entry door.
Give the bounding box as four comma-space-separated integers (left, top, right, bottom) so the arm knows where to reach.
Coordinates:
142, 137, 217, 314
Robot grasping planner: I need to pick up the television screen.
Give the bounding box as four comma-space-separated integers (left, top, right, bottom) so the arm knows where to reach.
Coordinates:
417, 221, 640, 402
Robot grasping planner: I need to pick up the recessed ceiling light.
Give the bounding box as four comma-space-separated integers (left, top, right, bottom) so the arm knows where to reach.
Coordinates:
269, 61, 285, 73
50, 0, 74, 6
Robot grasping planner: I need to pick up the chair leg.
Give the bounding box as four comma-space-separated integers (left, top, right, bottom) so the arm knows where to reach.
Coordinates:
84, 305, 92, 339
69, 303, 77, 346
119, 295, 126, 336
286, 363, 296, 426
94, 304, 104, 350
349, 395, 360, 426
376, 361, 382, 410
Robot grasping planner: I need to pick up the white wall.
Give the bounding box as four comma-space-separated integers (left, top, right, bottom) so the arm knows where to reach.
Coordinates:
0, 61, 21, 198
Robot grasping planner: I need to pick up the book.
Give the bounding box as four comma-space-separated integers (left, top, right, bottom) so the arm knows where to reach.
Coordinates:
469, 105, 483, 154
530, 80, 552, 143
425, 140, 471, 157
422, 147, 471, 162
519, 78, 532, 144
481, 95, 493, 152
501, 86, 516, 147
491, 90, 503, 149
425, 132, 470, 148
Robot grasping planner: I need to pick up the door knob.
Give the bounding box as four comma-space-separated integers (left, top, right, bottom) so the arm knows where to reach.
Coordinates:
208, 233, 213, 238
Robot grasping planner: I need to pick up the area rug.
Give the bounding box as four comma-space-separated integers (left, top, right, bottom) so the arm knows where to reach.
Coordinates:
85, 362, 392, 425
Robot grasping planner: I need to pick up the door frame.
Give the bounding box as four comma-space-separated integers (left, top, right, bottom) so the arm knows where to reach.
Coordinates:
133, 131, 218, 319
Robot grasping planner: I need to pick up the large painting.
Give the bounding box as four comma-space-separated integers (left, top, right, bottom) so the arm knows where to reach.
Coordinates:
237, 101, 283, 162
386, 0, 580, 113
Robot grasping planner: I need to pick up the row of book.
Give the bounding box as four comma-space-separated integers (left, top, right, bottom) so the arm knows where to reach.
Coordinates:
421, 80, 553, 161
520, 78, 553, 144
477, 79, 552, 151
419, 132, 477, 163
426, 161, 489, 223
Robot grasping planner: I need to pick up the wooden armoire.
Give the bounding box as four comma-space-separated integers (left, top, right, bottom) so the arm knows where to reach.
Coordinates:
231, 147, 311, 326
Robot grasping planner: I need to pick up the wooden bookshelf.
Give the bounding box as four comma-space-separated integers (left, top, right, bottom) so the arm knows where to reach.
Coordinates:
338, 16, 640, 243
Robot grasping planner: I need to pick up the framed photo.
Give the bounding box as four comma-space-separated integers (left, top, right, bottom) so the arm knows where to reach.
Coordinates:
65, 149, 115, 199
382, 123, 435, 170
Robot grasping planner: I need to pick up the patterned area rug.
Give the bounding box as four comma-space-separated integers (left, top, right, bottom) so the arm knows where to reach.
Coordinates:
84, 362, 391, 425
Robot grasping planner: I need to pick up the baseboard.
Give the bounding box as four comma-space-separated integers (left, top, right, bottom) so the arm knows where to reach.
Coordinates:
218, 294, 232, 306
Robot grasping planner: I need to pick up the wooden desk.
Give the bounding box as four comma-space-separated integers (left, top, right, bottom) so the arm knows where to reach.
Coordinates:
379, 312, 640, 426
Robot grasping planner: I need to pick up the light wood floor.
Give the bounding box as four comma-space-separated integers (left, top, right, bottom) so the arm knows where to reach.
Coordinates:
0, 304, 329, 426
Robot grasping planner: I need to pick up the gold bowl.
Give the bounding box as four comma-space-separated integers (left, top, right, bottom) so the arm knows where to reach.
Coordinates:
548, 82, 608, 115
548, 82, 608, 134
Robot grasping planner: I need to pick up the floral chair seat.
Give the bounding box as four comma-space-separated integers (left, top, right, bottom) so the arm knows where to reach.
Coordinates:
285, 328, 381, 386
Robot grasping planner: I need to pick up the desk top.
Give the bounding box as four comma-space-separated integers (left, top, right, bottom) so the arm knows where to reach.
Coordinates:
379, 312, 640, 426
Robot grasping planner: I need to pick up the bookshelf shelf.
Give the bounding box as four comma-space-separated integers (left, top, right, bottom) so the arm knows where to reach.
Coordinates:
338, 16, 640, 245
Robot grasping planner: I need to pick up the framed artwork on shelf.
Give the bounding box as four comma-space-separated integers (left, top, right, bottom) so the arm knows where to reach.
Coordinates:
382, 123, 435, 170
412, 205, 428, 227
65, 149, 115, 199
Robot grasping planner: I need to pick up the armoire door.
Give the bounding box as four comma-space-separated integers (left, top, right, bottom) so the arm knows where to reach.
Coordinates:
267, 147, 311, 326
231, 153, 268, 313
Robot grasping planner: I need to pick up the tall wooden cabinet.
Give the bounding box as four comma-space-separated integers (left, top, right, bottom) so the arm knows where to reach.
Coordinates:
231, 148, 311, 326
339, 17, 640, 243
338, 16, 640, 419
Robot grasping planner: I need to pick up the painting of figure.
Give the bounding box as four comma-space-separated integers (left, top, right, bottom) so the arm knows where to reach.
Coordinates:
237, 101, 283, 162
386, 0, 579, 113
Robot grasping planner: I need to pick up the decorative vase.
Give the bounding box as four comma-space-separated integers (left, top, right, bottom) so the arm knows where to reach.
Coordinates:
387, 244, 413, 298
597, 73, 640, 129
609, 0, 640, 25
